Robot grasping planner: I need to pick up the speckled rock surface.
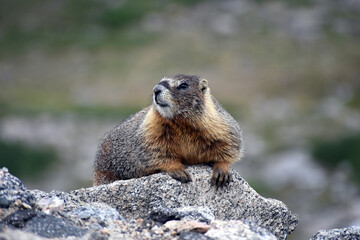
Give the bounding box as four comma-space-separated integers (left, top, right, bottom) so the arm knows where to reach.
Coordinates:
64, 202, 125, 231
311, 226, 360, 240
0, 168, 35, 209
1, 166, 299, 240
22, 212, 88, 238
149, 206, 215, 224
72, 165, 298, 239
205, 220, 276, 240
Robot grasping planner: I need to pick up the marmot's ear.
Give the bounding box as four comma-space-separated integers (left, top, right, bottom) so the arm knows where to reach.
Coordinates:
199, 79, 208, 93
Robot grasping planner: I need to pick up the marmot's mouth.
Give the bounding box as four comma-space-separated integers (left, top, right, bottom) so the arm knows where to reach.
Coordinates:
154, 95, 169, 108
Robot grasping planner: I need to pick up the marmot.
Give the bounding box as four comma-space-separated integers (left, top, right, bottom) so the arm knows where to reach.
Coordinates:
93, 74, 244, 188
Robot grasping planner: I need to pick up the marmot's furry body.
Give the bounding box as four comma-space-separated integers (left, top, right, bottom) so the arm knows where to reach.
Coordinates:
94, 74, 244, 187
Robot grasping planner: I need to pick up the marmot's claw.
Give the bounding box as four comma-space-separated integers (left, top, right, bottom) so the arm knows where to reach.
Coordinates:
168, 169, 192, 183
211, 169, 231, 188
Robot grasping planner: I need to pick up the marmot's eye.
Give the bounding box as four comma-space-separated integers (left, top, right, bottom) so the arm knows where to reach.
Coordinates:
178, 82, 189, 90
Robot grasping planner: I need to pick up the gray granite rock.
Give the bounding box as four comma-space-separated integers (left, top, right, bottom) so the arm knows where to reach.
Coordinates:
0, 209, 88, 238
65, 202, 125, 230
0, 168, 88, 238
0, 167, 35, 208
22, 212, 88, 238
0, 166, 299, 240
150, 206, 215, 224
311, 226, 360, 240
0, 229, 55, 240
178, 231, 212, 240
0, 229, 97, 240
205, 220, 277, 240
1, 209, 38, 229
71, 165, 298, 239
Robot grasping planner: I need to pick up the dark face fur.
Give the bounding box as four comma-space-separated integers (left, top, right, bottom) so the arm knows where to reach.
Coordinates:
153, 74, 208, 120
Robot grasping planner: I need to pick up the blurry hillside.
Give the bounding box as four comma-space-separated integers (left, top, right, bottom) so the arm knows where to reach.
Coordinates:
0, 0, 360, 239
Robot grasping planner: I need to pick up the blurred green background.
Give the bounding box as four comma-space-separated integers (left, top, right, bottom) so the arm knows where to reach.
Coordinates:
0, 0, 359, 239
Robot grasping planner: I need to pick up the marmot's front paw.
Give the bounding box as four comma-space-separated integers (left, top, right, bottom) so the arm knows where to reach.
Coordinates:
211, 168, 231, 188
168, 169, 192, 183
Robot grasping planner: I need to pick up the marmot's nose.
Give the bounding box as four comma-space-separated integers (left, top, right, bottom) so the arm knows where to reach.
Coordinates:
153, 85, 163, 97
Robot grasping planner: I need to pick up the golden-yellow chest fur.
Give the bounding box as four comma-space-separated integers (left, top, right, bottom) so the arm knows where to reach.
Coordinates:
141, 93, 235, 166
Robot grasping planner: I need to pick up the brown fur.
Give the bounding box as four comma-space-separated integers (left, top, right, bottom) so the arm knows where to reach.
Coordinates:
142, 105, 237, 168
93, 170, 118, 185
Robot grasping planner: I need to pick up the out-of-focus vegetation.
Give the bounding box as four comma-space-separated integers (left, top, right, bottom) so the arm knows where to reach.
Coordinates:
0, 101, 142, 119
253, 0, 315, 7
0, 0, 205, 54
311, 133, 360, 186
0, 140, 58, 180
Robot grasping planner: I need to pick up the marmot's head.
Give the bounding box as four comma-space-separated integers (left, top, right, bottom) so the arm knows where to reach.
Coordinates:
152, 74, 209, 120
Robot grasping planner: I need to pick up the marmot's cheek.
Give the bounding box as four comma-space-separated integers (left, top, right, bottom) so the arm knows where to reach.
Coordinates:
193, 99, 201, 109
164, 94, 171, 104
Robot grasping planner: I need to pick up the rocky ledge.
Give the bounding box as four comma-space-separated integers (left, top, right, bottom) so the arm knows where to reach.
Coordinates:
0, 166, 300, 239
311, 226, 360, 240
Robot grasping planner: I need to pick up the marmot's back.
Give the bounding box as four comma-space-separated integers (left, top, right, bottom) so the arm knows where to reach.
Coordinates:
93, 74, 244, 188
